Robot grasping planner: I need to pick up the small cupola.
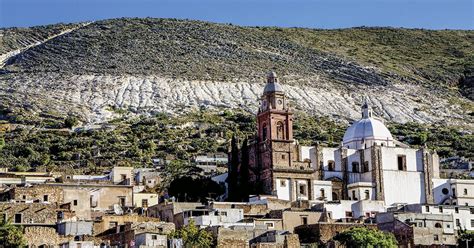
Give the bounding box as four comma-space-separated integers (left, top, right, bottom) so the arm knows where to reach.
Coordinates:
361, 97, 373, 119
263, 71, 284, 94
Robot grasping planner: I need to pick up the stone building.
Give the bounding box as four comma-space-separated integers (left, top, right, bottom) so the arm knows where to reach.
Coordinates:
239, 72, 468, 210
99, 221, 174, 248
248, 71, 314, 201
377, 211, 457, 247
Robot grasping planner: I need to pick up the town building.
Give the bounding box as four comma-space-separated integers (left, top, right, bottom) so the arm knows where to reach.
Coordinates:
377, 211, 457, 247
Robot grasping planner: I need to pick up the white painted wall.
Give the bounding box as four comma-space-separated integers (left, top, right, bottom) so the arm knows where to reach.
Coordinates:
276, 178, 291, 201
380, 147, 420, 171
313, 180, 333, 201
382, 170, 425, 205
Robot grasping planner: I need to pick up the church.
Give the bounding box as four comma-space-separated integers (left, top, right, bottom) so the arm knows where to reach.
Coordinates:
245, 71, 471, 208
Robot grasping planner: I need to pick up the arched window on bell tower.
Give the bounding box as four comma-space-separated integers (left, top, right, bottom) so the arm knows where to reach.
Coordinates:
262, 123, 268, 141
276, 121, 285, 140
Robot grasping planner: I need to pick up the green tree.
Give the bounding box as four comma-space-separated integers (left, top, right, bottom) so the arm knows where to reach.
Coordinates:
0, 136, 5, 151
64, 116, 79, 129
457, 229, 474, 248
227, 135, 239, 201
0, 217, 27, 248
239, 138, 250, 202
333, 227, 398, 248
169, 219, 214, 248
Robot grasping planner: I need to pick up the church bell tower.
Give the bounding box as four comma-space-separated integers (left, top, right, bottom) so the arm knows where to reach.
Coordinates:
257, 71, 293, 142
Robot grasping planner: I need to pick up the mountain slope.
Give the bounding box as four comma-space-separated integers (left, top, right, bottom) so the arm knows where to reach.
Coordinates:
0, 18, 472, 128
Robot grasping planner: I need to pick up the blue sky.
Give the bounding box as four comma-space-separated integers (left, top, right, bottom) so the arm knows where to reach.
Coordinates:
0, 0, 473, 29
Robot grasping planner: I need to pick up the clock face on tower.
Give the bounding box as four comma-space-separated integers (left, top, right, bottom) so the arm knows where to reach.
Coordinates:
278, 99, 283, 105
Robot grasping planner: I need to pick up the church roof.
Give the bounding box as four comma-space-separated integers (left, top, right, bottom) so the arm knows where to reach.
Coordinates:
263, 71, 284, 94
342, 117, 393, 144
263, 82, 284, 93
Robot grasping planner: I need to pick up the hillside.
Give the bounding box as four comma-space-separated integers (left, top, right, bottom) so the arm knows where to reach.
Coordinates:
0, 18, 473, 128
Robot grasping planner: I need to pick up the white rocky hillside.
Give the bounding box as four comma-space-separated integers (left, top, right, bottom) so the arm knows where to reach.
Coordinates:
0, 73, 469, 127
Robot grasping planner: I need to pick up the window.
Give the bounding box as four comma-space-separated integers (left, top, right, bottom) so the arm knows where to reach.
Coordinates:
455, 207, 459, 213
151, 235, 157, 240
220, 211, 227, 216
397, 155, 406, 171
73, 200, 78, 206
265, 222, 274, 228
22, 195, 26, 200
434, 235, 439, 241
299, 185, 307, 196
471, 219, 474, 227
43, 195, 48, 202
320, 189, 325, 198
464, 189, 468, 195
453, 188, 456, 197
345, 211, 353, 218
456, 219, 460, 226
425, 206, 430, 212
435, 223, 442, 228
332, 192, 339, 201
262, 123, 268, 141
352, 162, 359, 173
121, 174, 127, 181
301, 216, 308, 225
142, 199, 149, 208
276, 121, 285, 140
364, 190, 370, 200
281, 154, 286, 160
14, 214, 22, 223
118, 197, 126, 206
442, 188, 449, 195
328, 161, 335, 171
439, 206, 443, 213
470, 208, 474, 214
352, 191, 357, 200
363, 161, 369, 173
280, 180, 286, 187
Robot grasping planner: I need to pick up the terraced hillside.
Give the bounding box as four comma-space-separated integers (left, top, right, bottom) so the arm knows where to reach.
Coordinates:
0, 18, 473, 128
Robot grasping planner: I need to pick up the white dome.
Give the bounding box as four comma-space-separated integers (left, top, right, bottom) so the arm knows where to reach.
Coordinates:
343, 117, 393, 148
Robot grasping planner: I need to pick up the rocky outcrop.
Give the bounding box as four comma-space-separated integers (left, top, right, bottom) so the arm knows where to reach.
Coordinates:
1, 73, 470, 126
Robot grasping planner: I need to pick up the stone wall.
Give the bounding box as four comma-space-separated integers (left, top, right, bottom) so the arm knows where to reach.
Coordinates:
11, 185, 64, 204
24, 226, 63, 247
0, 202, 58, 224
295, 223, 377, 244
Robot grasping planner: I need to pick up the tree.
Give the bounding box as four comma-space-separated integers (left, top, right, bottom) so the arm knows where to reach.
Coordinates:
64, 116, 79, 129
0, 217, 27, 248
457, 229, 474, 248
0, 136, 5, 151
333, 227, 398, 248
239, 138, 250, 202
227, 135, 239, 201
169, 219, 214, 248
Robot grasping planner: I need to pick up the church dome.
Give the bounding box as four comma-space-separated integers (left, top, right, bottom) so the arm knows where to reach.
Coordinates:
343, 118, 393, 144
263, 71, 284, 94
342, 99, 394, 149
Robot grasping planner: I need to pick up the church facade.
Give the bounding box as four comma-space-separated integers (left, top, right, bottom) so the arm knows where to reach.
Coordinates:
246, 72, 471, 208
